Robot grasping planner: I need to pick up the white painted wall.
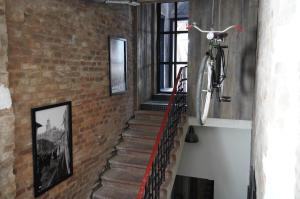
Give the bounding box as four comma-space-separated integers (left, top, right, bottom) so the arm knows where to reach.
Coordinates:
253, 0, 300, 198
178, 118, 251, 199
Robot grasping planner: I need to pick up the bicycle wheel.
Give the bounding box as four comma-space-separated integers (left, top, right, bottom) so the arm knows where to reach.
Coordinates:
196, 55, 212, 125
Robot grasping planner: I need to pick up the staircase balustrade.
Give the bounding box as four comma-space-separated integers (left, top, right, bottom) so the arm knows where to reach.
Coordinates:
136, 66, 187, 199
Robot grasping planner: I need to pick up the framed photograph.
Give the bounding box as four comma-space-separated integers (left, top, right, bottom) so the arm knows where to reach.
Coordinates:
31, 102, 73, 197
109, 36, 127, 95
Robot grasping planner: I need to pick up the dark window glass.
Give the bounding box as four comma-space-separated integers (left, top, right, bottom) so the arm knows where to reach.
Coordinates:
158, 2, 189, 93
177, 2, 189, 18
160, 3, 175, 32
159, 34, 174, 63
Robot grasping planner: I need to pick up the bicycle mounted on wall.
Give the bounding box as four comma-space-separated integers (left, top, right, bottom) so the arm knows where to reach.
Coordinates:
187, 22, 243, 125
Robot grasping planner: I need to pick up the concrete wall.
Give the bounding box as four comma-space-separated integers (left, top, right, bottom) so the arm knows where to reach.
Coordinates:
252, 0, 300, 198
178, 123, 251, 199
4, 0, 136, 198
188, 0, 258, 120
0, 0, 16, 198
136, 4, 156, 106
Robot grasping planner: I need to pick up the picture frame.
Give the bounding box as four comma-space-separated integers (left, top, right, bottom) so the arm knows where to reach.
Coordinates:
108, 36, 128, 95
31, 101, 73, 197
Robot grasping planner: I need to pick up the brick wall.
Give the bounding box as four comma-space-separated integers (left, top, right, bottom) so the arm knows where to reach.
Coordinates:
0, 0, 16, 198
5, 0, 136, 198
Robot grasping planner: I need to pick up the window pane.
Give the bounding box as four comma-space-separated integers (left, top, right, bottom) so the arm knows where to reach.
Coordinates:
160, 3, 175, 32
160, 64, 174, 92
177, 20, 188, 31
176, 33, 188, 62
159, 34, 174, 62
177, 2, 189, 18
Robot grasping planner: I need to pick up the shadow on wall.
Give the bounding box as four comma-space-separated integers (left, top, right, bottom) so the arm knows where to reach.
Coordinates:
240, 27, 257, 96
237, 27, 257, 118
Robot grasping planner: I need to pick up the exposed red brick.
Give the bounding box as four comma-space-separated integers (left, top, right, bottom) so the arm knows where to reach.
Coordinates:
5, 0, 137, 198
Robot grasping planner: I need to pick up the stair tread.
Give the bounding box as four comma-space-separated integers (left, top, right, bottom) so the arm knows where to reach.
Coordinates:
102, 168, 144, 186
123, 129, 158, 140
117, 140, 154, 153
93, 185, 137, 199
134, 110, 165, 121
141, 100, 168, 105
128, 119, 162, 127
134, 110, 164, 116
110, 154, 149, 168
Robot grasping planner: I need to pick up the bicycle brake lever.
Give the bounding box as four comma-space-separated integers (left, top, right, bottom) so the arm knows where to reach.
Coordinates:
186, 24, 193, 30
235, 24, 244, 32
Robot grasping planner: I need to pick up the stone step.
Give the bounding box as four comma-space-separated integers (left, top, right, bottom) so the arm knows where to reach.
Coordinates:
140, 101, 168, 111
128, 119, 161, 132
109, 154, 149, 170
101, 168, 144, 187
93, 185, 137, 199
134, 110, 165, 121
151, 94, 171, 101
123, 129, 158, 141
116, 140, 154, 155
128, 119, 162, 127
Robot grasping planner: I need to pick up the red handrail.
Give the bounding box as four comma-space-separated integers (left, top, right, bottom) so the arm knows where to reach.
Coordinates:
136, 67, 185, 199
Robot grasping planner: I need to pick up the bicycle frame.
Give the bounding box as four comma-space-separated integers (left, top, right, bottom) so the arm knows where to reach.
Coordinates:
206, 39, 227, 101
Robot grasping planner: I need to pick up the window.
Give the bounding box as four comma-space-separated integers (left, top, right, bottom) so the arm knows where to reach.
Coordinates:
158, 2, 189, 93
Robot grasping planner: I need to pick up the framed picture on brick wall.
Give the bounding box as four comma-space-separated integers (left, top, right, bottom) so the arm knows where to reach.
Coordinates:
108, 37, 127, 95
31, 102, 73, 197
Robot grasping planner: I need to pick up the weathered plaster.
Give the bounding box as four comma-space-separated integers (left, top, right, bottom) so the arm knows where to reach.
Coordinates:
253, 0, 300, 198
0, 0, 16, 198
0, 84, 12, 110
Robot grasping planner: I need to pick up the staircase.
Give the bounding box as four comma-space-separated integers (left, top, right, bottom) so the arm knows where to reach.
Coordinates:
92, 110, 161, 199
93, 66, 188, 199
92, 110, 188, 199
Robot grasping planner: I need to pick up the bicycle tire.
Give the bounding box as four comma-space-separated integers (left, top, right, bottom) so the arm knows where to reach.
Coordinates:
196, 55, 212, 125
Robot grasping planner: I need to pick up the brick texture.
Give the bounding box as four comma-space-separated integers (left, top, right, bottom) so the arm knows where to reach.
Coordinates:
6, 0, 136, 198
0, 0, 16, 198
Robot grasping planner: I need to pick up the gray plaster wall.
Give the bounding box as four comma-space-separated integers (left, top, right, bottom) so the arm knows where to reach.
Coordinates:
188, 0, 258, 120
136, 4, 156, 106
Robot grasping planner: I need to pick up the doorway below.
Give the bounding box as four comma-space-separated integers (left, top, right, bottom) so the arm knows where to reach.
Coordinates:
171, 175, 214, 199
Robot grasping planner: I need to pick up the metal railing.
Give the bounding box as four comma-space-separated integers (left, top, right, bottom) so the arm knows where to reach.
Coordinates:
136, 66, 187, 199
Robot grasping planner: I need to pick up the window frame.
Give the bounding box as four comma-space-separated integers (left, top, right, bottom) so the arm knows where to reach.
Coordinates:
157, 2, 189, 93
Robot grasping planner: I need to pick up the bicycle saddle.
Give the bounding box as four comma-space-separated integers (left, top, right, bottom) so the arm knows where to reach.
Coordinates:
214, 32, 228, 39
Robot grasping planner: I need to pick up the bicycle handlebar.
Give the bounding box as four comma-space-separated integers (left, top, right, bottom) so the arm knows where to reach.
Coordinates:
187, 22, 244, 34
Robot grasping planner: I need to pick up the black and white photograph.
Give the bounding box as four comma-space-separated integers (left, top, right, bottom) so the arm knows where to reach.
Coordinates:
108, 37, 127, 95
31, 102, 73, 197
